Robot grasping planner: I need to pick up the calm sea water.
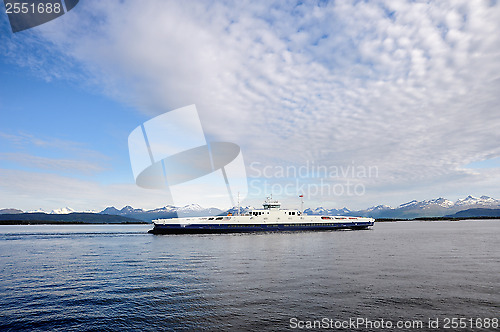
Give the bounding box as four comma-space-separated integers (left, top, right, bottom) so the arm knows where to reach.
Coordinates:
0, 221, 498, 331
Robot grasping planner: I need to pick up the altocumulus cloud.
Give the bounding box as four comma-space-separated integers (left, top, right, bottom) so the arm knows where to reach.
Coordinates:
6, 0, 500, 208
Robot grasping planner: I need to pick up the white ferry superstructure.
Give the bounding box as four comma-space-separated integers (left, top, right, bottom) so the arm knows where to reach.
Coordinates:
150, 198, 374, 234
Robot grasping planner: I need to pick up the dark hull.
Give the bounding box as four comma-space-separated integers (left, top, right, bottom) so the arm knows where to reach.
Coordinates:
149, 221, 374, 234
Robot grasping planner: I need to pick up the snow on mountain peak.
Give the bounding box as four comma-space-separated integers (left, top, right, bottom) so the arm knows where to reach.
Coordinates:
27, 208, 46, 213
366, 205, 393, 212
455, 195, 498, 206
428, 198, 454, 208
399, 200, 418, 209
50, 207, 75, 214
178, 204, 205, 212
150, 206, 177, 213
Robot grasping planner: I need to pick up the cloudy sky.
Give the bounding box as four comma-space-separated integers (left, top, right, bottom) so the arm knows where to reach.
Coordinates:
1, 0, 500, 211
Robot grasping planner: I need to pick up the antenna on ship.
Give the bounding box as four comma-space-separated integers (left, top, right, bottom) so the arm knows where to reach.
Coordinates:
299, 195, 304, 214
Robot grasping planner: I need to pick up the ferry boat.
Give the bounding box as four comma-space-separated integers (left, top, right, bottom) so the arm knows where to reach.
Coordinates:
149, 198, 374, 234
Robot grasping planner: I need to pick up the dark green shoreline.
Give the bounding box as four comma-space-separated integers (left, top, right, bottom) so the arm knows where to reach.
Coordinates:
0, 220, 149, 225
0, 212, 146, 224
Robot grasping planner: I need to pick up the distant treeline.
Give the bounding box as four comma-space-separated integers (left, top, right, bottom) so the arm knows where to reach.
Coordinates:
374, 207, 500, 222
0, 220, 147, 225
0, 212, 148, 224
415, 216, 500, 221
375, 216, 500, 222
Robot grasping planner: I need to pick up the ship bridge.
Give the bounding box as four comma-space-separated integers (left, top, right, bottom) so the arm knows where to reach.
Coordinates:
263, 199, 281, 210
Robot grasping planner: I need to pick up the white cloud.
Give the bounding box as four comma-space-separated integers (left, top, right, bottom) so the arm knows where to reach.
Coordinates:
3, 0, 500, 209
0, 152, 104, 174
0, 168, 171, 211
0, 131, 104, 157
0, 131, 110, 175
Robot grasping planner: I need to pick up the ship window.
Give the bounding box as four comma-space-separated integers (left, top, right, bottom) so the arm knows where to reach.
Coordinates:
216, 217, 223, 220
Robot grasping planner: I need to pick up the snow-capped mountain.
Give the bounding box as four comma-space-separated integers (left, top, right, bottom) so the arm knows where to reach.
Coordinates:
365, 205, 393, 212
358, 195, 500, 218
226, 206, 251, 216
400, 196, 498, 211
303, 195, 500, 219
303, 207, 351, 215
99, 204, 223, 221
399, 198, 456, 210
455, 195, 498, 206
398, 200, 418, 209
26, 207, 77, 214
177, 204, 224, 217
26, 208, 46, 213
177, 204, 205, 212
99, 205, 176, 221
50, 207, 76, 214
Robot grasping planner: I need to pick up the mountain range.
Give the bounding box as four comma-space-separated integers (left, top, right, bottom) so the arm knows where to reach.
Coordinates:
99, 204, 224, 221
1, 195, 500, 222
303, 195, 500, 219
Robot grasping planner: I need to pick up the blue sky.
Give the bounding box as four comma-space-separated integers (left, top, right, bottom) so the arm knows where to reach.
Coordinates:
1, 0, 500, 211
